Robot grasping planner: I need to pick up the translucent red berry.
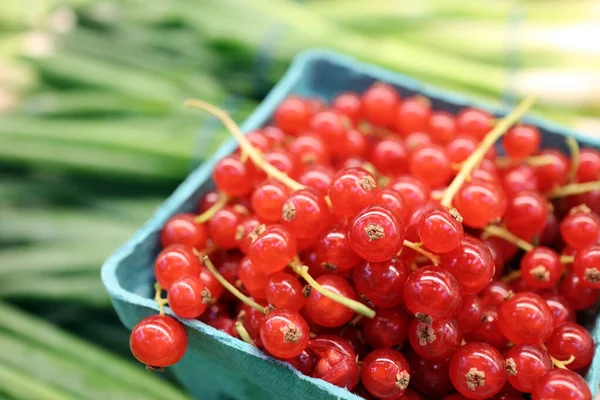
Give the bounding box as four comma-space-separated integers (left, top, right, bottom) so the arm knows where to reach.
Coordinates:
369, 137, 408, 176
281, 188, 330, 239
455, 295, 484, 333
130, 315, 187, 367
409, 145, 453, 188
285, 348, 315, 376
212, 155, 254, 197
353, 257, 409, 309
394, 95, 431, 135
154, 244, 202, 290
573, 245, 600, 289
266, 272, 305, 312
418, 207, 464, 253
309, 335, 359, 390
207, 206, 243, 249
471, 305, 508, 350
532, 369, 592, 400
310, 110, 346, 149
348, 205, 405, 262
274, 96, 311, 135
305, 274, 357, 328
453, 180, 506, 228
534, 149, 569, 192
504, 191, 549, 239
260, 309, 310, 359
519, 247, 562, 289
167, 275, 210, 318
442, 237, 495, 295
361, 348, 411, 399
456, 107, 492, 140
560, 207, 600, 249
576, 148, 600, 182
501, 164, 539, 198
389, 175, 431, 211
502, 125, 541, 159
297, 165, 335, 196
288, 133, 330, 167
314, 227, 360, 272
545, 322, 594, 370
403, 265, 462, 320
559, 272, 600, 310
497, 292, 553, 345
238, 256, 269, 300
332, 92, 362, 124
161, 213, 207, 249
363, 307, 410, 348
248, 224, 297, 274
329, 167, 378, 218
251, 179, 288, 223
504, 344, 552, 393
361, 83, 400, 127
408, 317, 462, 361
374, 188, 410, 223
449, 342, 507, 399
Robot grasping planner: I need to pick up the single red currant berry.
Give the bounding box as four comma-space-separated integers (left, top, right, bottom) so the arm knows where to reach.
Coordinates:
369, 137, 409, 176
429, 110, 457, 144
212, 155, 254, 197
453, 179, 507, 228
309, 110, 346, 149
455, 295, 484, 333
297, 165, 335, 196
449, 342, 507, 399
263, 148, 300, 179
560, 271, 600, 309
235, 215, 260, 255
545, 322, 594, 370
238, 256, 269, 300
154, 244, 202, 290
409, 353, 453, 398
394, 95, 431, 135
540, 292, 576, 328
504, 191, 549, 239
442, 237, 495, 295
361, 82, 400, 127
314, 227, 360, 272
409, 145, 453, 188
288, 133, 330, 167
338, 128, 368, 159
408, 318, 462, 361
374, 188, 410, 223
363, 307, 410, 348
281, 188, 330, 239
573, 245, 600, 288
500, 164, 539, 198
471, 305, 509, 350
389, 175, 431, 211
348, 205, 405, 262
266, 272, 305, 312
480, 280, 513, 306
532, 369, 592, 400
419, 207, 464, 253
130, 315, 187, 367
274, 96, 311, 135
161, 213, 207, 249
248, 224, 297, 274
199, 266, 224, 302
403, 265, 462, 320
361, 348, 411, 399
332, 92, 362, 124
197, 190, 220, 213
519, 247, 563, 289
353, 257, 409, 309
251, 179, 288, 223
560, 207, 600, 249
244, 131, 271, 152
167, 275, 210, 319
309, 335, 359, 390
497, 292, 553, 345
260, 309, 309, 359
260, 126, 286, 148
305, 274, 357, 328
405, 131, 433, 153
502, 125, 541, 159
207, 206, 243, 249
576, 148, 600, 182
504, 344, 552, 393
328, 167, 378, 218
534, 149, 569, 192
446, 135, 479, 164
456, 107, 492, 140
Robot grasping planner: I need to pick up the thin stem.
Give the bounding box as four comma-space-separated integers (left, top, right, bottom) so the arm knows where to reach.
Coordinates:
185, 99, 304, 191
202, 256, 266, 314
195, 192, 228, 224
501, 270, 522, 283
482, 225, 534, 252
290, 261, 376, 319
551, 354, 575, 369
566, 136, 580, 183
440, 96, 536, 208
547, 180, 600, 199
234, 322, 255, 346
193, 245, 218, 259
560, 255, 575, 264
402, 240, 440, 266
154, 282, 168, 315
495, 154, 555, 168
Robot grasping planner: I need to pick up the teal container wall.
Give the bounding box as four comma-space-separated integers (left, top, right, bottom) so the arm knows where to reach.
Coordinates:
102, 50, 600, 400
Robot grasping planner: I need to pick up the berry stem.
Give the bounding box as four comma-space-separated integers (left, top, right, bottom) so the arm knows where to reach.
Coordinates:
501, 270, 522, 283
550, 354, 576, 370
440, 95, 536, 208
234, 321, 255, 346
482, 225, 534, 252
495, 154, 555, 168
402, 240, 440, 265
195, 192, 228, 224
153, 282, 168, 315
193, 245, 218, 259
290, 259, 376, 319
202, 255, 266, 315
566, 136, 580, 183
185, 99, 304, 191
547, 180, 600, 199
560, 255, 575, 264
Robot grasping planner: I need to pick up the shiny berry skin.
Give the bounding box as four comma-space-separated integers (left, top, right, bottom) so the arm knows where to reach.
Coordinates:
409, 317, 462, 361
310, 110, 346, 149
285, 348, 316, 376
154, 245, 202, 290
207, 206, 243, 249
328, 167, 378, 218
418, 207, 464, 253
409, 145, 453, 188
545, 322, 594, 370
455, 295, 484, 333
446, 135, 479, 164
260, 309, 309, 359
363, 307, 410, 348
500, 164, 539, 198
161, 213, 207, 249
394, 96, 431, 135
238, 256, 269, 300
212, 155, 254, 197
309, 335, 359, 390
532, 369, 592, 400
369, 137, 408, 176
480, 280, 513, 306
471, 305, 508, 349
167, 275, 210, 319
314, 227, 360, 272
332, 92, 362, 124
429, 111, 457, 144
235, 215, 260, 254
130, 315, 187, 367
456, 107, 492, 140
409, 354, 453, 398
576, 148, 600, 182
298, 165, 335, 196
502, 125, 541, 159
497, 292, 553, 345
504, 191, 549, 239
348, 205, 405, 262
442, 237, 495, 295
248, 224, 296, 274
405, 131, 433, 153
259, 126, 286, 147
288, 134, 330, 167
281, 189, 330, 240
338, 128, 368, 159
454, 180, 507, 229
305, 274, 357, 327
353, 257, 409, 308
274, 96, 311, 135
519, 247, 562, 289
197, 190, 220, 213
560, 209, 600, 249
449, 342, 507, 399
244, 131, 271, 153
573, 245, 600, 288
263, 148, 300, 179
251, 179, 288, 223
541, 292, 576, 328
389, 175, 431, 211
266, 272, 305, 312
560, 272, 600, 310
566, 189, 600, 215
361, 348, 411, 399
361, 83, 400, 127
504, 344, 552, 393
535, 149, 569, 192
375, 188, 410, 223
403, 265, 462, 320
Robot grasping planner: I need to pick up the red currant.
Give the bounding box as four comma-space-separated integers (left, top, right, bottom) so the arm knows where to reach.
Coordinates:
403, 265, 462, 320
453, 179, 507, 228
288, 133, 330, 167
419, 207, 464, 253
449, 342, 507, 399
361, 83, 400, 127
238, 256, 269, 300
573, 245, 600, 288
545, 322, 594, 370
504, 191, 549, 239
274, 96, 311, 135
497, 292, 553, 345
305, 274, 357, 328
504, 344, 552, 393
212, 155, 254, 197
409, 145, 453, 188
251, 179, 288, 223
348, 205, 405, 262
361, 348, 411, 399
314, 227, 360, 272
429, 110, 457, 144
161, 213, 207, 250
559, 272, 600, 310
408, 317, 462, 360
281, 188, 330, 239
389, 175, 431, 211
455, 295, 484, 333
471, 305, 508, 349
297, 165, 335, 196
394, 95, 431, 135
502, 125, 541, 159
309, 335, 359, 390
284, 348, 315, 376
560, 207, 600, 249
167, 275, 210, 318
519, 247, 563, 289
266, 271, 305, 312
154, 244, 202, 290
329, 167, 378, 218
541, 292, 575, 328
369, 137, 408, 176
353, 257, 409, 309
235, 215, 260, 254
363, 307, 410, 348
442, 237, 495, 294
409, 353, 453, 398
130, 315, 187, 367
534, 149, 569, 192
208, 206, 243, 249
260, 309, 309, 359
500, 164, 539, 198
532, 369, 592, 400
332, 92, 362, 124
576, 148, 600, 182
456, 107, 492, 140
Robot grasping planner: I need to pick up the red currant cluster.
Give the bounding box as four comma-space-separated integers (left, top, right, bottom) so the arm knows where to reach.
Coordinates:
129, 83, 600, 400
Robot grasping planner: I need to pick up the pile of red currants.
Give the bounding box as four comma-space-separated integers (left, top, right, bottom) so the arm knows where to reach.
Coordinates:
128, 83, 600, 399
